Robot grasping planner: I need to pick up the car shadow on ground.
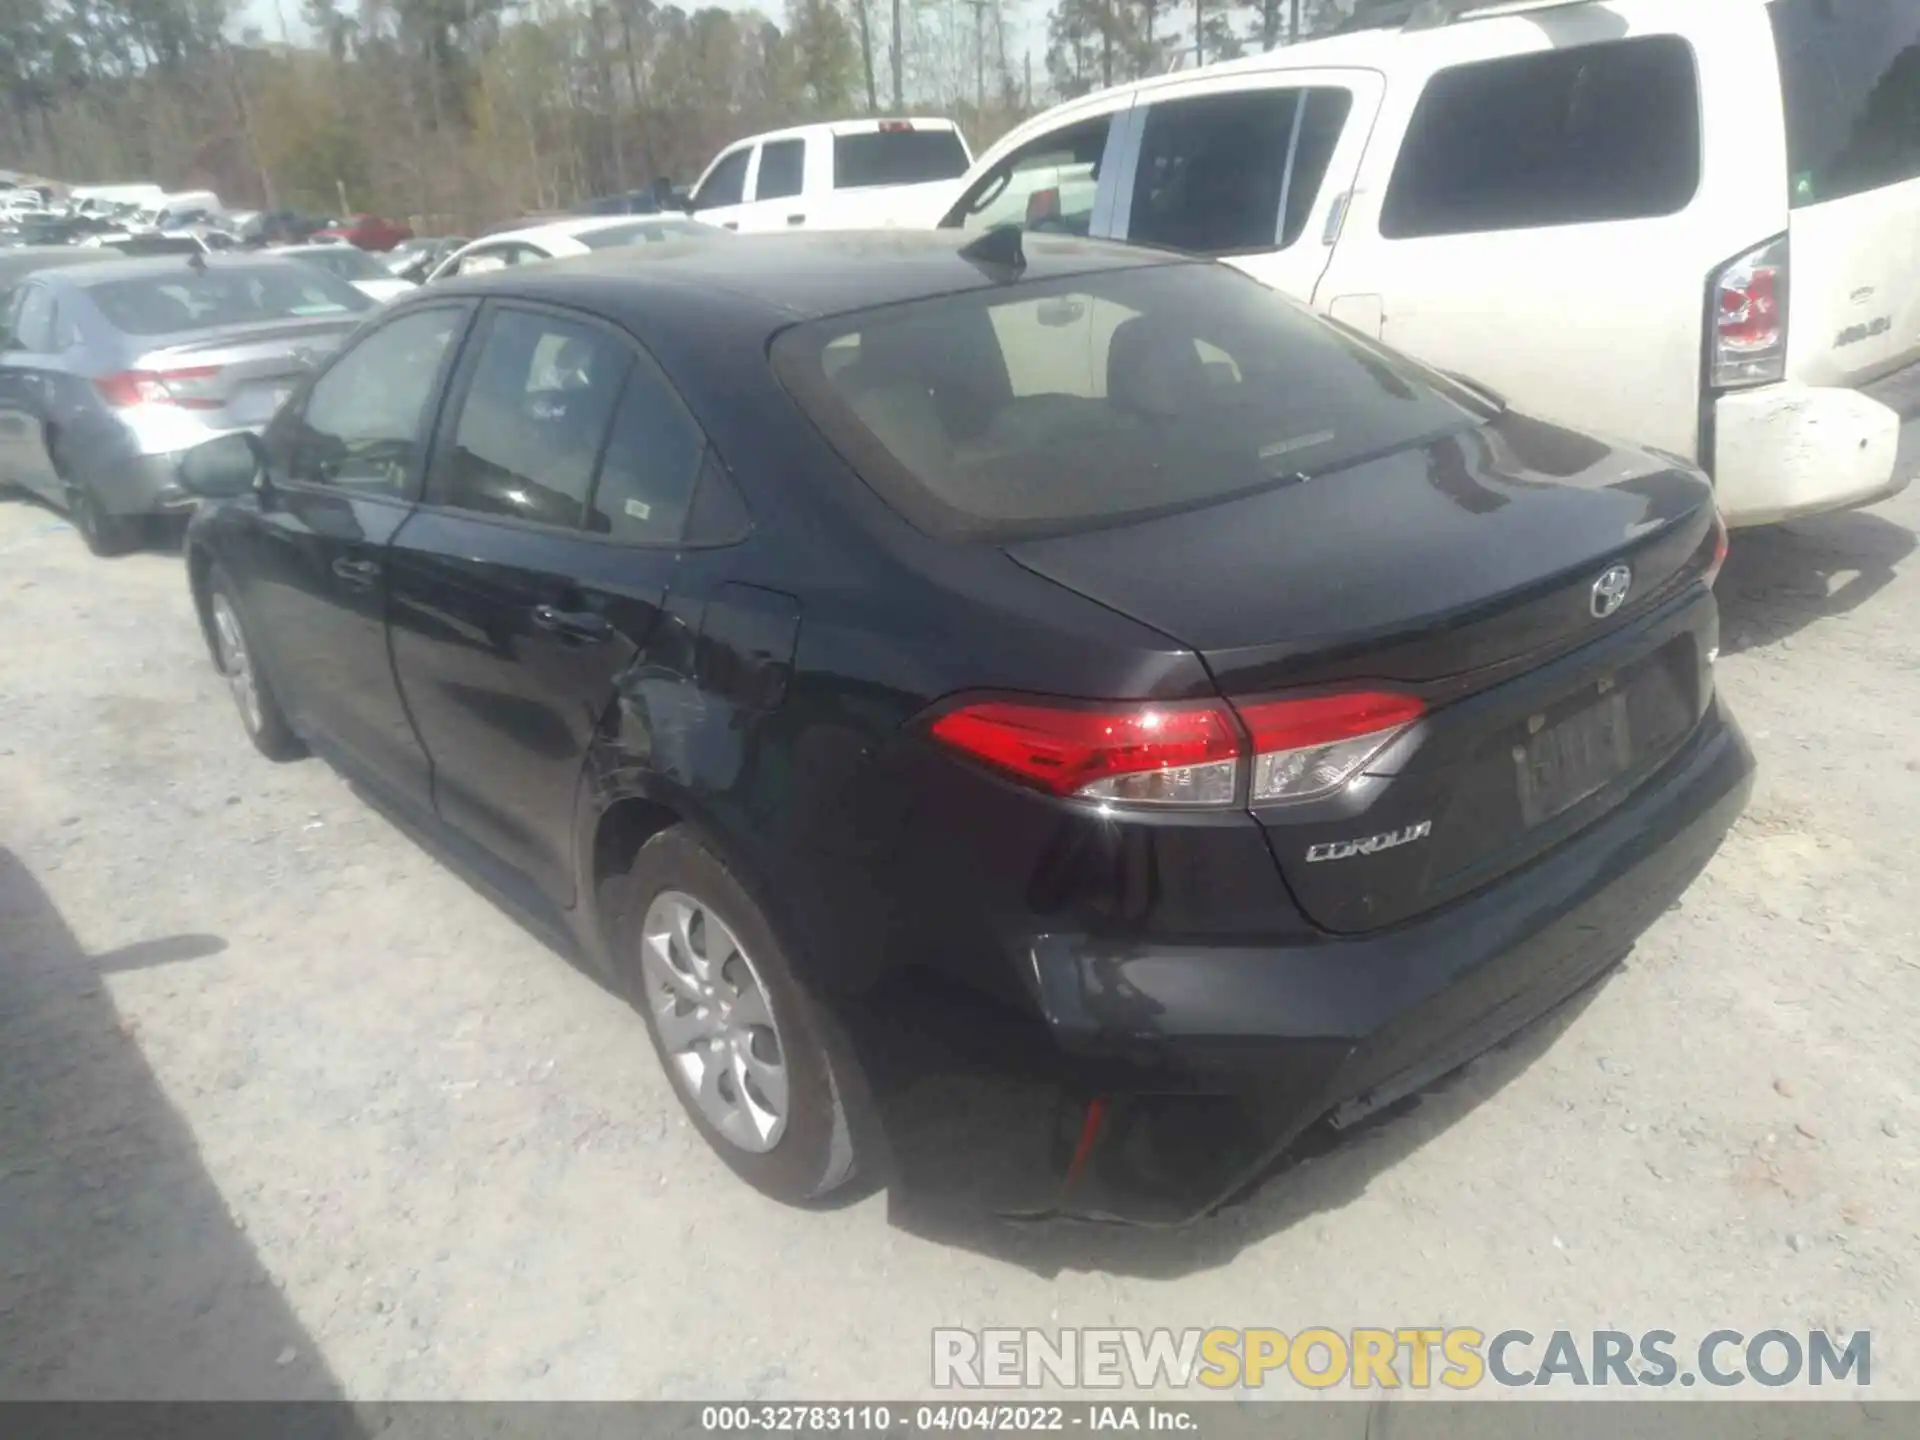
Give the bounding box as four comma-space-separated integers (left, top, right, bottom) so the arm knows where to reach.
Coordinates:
1715, 507, 1915, 656
0, 846, 359, 1404
877, 974, 1606, 1280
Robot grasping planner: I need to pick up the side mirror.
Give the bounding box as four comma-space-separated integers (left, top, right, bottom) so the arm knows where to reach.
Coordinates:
178, 432, 266, 499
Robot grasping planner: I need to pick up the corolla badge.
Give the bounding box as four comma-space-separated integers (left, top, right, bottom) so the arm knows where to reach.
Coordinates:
1590, 564, 1633, 619
1305, 821, 1432, 863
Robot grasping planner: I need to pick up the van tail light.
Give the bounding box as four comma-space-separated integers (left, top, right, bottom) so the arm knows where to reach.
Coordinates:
928, 691, 1425, 809
1709, 236, 1788, 389
94, 365, 224, 410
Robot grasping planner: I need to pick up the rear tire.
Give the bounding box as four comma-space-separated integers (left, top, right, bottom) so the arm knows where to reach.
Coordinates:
207, 567, 303, 761
67, 481, 137, 558
606, 827, 873, 1205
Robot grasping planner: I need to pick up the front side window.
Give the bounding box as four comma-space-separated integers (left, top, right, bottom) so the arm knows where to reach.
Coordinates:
943, 115, 1113, 235
1129, 88, 1354, 255
1380, 35, 1702, 239
694, 149, 750, 209
756, 139, 806, 201
1771, 0, 1920, 207
775, 261, 1483, 539
281, 306, 461, 496
430, 307, 630, 529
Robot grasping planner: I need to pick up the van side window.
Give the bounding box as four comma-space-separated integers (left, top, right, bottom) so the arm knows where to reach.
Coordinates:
1770, 0, 1920, 207
944, 115, 1112, 235
1380, 35, 1701, 239
1130, 88, 1354, 255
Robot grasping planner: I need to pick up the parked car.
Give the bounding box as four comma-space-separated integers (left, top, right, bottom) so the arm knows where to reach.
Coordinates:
173, 231, 1750, 1221
313, 213, 413, 251
681, 118, 972, 233
573, 185, 679, 217
0, 253, 374, 554
944, 0, 1920, 529
268, 242, 418, 303
424, 214, 722, 281
239, 210, 329, 247
383, 236, 469, 284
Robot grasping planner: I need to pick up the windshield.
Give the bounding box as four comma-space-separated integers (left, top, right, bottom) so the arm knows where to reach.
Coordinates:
286, 246, 387, 281
832, 129, 970, 189
575, 218, 714, 250
88, 263, 374, 335
774, 261, 1485, 539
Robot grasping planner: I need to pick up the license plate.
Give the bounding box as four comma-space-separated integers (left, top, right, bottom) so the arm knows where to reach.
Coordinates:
1514, 688, 1633, 827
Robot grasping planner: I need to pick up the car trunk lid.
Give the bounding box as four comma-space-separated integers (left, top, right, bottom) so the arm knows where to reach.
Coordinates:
1005, 414, 1721, 932
131, 315, 359, 428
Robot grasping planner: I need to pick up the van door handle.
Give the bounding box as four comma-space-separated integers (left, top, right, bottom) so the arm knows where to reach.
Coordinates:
331, 556, 379, 587
786, 213, 806, 226
531, 603, 612, 643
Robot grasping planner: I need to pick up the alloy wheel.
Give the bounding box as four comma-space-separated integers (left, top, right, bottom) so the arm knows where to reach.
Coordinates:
640, 889, 789, 1152
210, 593, 264, 738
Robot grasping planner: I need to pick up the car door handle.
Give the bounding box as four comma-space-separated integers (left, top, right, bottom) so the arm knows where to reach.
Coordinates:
723, 221, 740, 231
531, 604, 613, 643
331, 557, 379, 586
786, 214, 806, 226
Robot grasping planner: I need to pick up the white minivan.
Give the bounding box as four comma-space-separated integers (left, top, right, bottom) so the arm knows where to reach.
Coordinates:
939, 0, 1920, 527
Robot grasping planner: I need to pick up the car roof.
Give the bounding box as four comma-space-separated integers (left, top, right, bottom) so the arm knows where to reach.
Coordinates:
0, 247, 131, 283
432, 228, 1181, 330
52, 253, 315, 287
481, 214, 714, 248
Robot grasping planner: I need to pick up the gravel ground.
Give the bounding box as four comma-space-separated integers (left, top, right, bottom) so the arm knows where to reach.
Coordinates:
1, 478, 1917, 1403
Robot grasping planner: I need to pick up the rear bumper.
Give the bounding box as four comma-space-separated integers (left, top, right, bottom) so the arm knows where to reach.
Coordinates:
87, 449, 198, 518
1712, 368, 1917, 527
872, 695, 1752, 1226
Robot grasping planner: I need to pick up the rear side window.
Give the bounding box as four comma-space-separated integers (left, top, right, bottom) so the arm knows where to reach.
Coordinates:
756, 139, 806, 201
431, 308, 630, 529
1771, 0, 1920, 207
10, 285, 56, 352
587, 362, 706, 543
774, 262, 1481, 539
833, 128, 970, 189
1129, 88, 1354, 255
1380, 36, 1702, 239
945, 115, 1112, 235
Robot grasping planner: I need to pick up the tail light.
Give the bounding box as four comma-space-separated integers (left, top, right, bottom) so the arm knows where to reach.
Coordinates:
929, 691, 1425, 810
1704, 509, 1730, 589
94, 365, 224, 410
1709, 236, 1788, 389
1026, 188, 1062, 226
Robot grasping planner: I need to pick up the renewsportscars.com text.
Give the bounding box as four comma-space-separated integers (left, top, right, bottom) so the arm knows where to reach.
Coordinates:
931, 1327, 1871, 1391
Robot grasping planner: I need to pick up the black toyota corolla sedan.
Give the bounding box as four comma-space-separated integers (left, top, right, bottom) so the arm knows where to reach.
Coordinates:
176, 230, 1752, 1223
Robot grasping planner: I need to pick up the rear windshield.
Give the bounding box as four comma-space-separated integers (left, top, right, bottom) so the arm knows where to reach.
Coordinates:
575, 218, 711, 249
288, 246, 386, 281
832, 129, 970, 190
1771, 0, 1920, 207
774, 261, 1486, 539
88, 264, 373, 335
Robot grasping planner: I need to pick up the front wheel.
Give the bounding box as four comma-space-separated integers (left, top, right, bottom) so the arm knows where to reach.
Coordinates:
207, 570, 303, 761
607, 827, 875, 1204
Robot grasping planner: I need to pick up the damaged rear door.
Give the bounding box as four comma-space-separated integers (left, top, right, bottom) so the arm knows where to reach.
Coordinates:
384, 300, 708, 905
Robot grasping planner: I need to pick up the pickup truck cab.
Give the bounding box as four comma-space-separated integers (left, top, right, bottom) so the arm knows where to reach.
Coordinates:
942, 0, 1920, 528
685, 118, 972, 233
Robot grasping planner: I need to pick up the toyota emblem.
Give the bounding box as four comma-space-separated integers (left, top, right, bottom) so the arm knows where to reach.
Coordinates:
1590, 564, 1633, 619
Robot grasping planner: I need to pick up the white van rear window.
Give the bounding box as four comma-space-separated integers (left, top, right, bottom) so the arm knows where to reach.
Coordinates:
1770, 0, 1920, 207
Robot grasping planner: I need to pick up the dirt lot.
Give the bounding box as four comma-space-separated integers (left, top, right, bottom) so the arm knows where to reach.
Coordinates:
2, 476, 1918, 1402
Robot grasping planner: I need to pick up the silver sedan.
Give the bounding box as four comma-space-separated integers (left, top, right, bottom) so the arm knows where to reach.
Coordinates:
0, 252, 375, 554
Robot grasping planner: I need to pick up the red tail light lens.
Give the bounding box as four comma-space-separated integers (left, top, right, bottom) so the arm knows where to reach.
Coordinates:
930, 700, 1241, 806
1710, 236, 1788, 389
94, 365, 224, 410
1026, 188, 1062, 226
929, 690, 1425, 809
1704, 509, 1730, 589
1235, 692, 1426, 803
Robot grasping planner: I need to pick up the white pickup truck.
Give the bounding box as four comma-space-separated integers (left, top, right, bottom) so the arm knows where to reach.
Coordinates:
682, 118, 972, 233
